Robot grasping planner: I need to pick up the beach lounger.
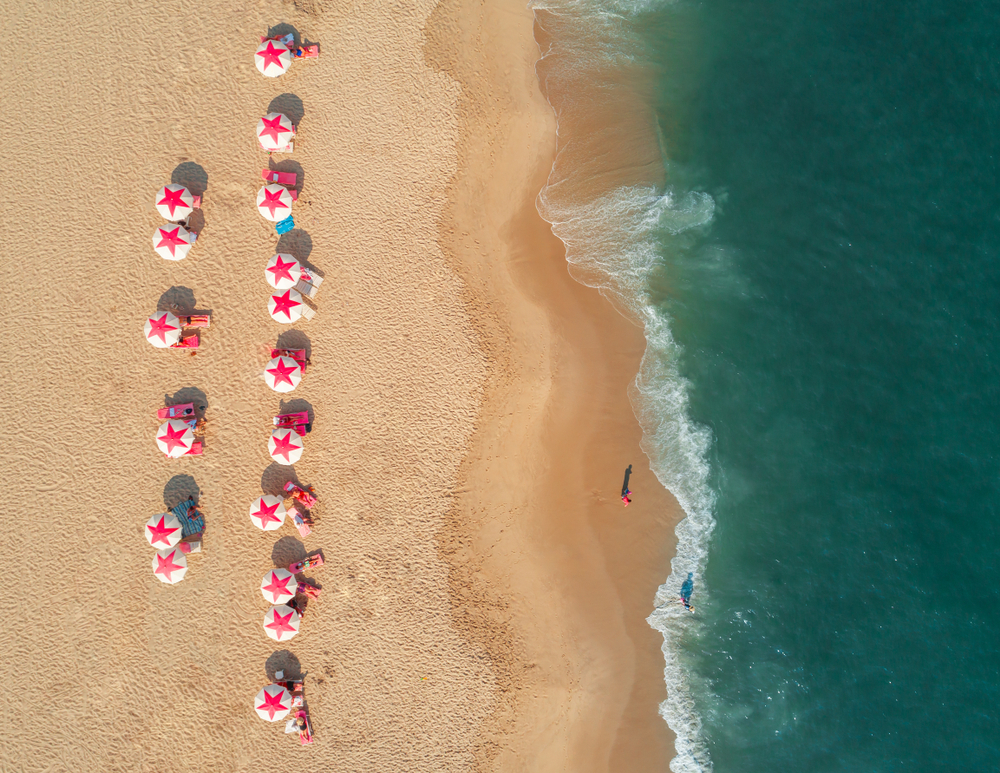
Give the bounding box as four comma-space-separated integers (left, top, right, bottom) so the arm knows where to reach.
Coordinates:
170, 334, 199, 349
298, 580, 321, 598
192, 195, 202, 209
275, 215, 295, 235
292, 509, 312, 538
300, 269, 322, 289
293, 278, 319, 299
178, 539, 201, 554
177, 314, 211, 328
157, 403, 195, 420
284, 480, 318, 508
296, 711, 313, 744
260, 34, 295, 47
184, 441, 203, 456
289, 552, 324, 574
274, 412, 310, 435
299, 304, 316, 321
271, 348, 309, 370
295, 44, 319, 59
261, 169, 297, 187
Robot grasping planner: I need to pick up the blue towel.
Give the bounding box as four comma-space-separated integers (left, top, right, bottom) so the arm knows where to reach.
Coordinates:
275, 215, 295, 235
171, 498, 205, 537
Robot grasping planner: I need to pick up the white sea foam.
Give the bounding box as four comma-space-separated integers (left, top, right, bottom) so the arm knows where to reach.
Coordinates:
529, 1, 718, 770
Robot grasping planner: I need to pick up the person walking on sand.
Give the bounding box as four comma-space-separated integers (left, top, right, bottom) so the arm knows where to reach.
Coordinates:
621, 464, 633, 507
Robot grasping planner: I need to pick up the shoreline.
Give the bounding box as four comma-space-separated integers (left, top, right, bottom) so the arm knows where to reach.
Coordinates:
427, 1, 684, 769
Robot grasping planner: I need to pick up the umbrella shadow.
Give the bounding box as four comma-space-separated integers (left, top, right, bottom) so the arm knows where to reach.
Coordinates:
166, 387, 208, 420
261, 462, 301, 497
268, 158, 304, 195
272, 536, 307, 568
265, 649, 304, 682
275, 228, 314, 268
275, 330, 311, 360
267, 93, 305, 127
157, 287, 212, 316
171, 162, 208, 196
279, 398, 313, 431
163, 475, 200, 509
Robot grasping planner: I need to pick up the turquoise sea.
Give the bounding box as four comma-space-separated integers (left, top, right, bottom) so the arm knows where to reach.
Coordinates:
532, 0, 1000, 769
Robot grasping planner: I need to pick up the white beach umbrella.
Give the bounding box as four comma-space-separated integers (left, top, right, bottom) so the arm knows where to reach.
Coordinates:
156, 420, 195, 458
263, 604, 301, 642
249, 495, 287, 531
269, 429, 304, 466
265, 253, 302, 290
256, 112, 295, 150
254, 684, 292, 722
152, 224, 195, 261
152, 546, 188, 584
144, 311, 182, 348
256, 184, 293, 222
155, 184, 194, 221
260, 568, 297, 604
264, 356, 302, 393
268, 289, 305, 324
255, 41, 292, 78
145, 512, 183, 550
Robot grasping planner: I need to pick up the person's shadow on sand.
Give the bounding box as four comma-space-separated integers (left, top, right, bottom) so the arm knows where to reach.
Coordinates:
621, 464, 632, 498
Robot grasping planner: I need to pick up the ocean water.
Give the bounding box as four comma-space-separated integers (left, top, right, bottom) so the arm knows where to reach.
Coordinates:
531, 0, 1000, 770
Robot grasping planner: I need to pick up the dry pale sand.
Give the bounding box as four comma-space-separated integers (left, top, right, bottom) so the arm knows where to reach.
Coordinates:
0, 0, 682, 771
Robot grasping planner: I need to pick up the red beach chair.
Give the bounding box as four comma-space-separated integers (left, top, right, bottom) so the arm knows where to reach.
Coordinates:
261, 169, 298, 187
296, 711, 313, 744
170, 334, 199, 349
284, 480, 317, 508
274, 412, 310, 436
296, 45, 319, 59
289, 551, 324, 574
177, 314, 211, 328
292, 509, 311, 538
184, 441, 203, 456
157, 403, 195, 420
297, 580, 321, 598
271, 348, 309, 370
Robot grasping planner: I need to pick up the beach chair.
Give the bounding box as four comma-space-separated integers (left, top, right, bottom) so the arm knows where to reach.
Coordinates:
295, 45, 319, 59
292, 509, 311, 538
271, 348, 309, 370
261, 169, 297, 187
275, 215, 295, 235
157, 403, 195, 420
297, 580, 321, 598
293, 278, 319, 299
299, 304, 316, 321
170, 335, 199, 349
260, 34, 295, 47
177, 314, 211, 328
192, 195, 202, 209
178, 539, 202, 554
274, 411, 310, 436
289, 551, 324, 574
284, 480, 317, 508
296, 711, 313, 744
184, 441, 203, 456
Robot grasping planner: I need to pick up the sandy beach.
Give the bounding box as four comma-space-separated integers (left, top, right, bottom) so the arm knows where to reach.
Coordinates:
0, 0, 682, 770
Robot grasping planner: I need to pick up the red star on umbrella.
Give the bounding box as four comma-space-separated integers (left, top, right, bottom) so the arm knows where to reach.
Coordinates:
257, 688, 288, 720
146, 313, 179, 343
271, 431, 300, 462
267, 255, 298, 284
252, 499, 283, 528
147, 516, 180, 547
155, 551, 185, 581
267, 358, 299, 388
263, 572, 294, 601
158, 423, 191, 454
259, 188, 290, 218
270, 290, 301, 320
258, 114, 289, 144
157, 187, 188, 218
266, 609, 297, 638
156, 227, 189, 257
256, 41, 288, 72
